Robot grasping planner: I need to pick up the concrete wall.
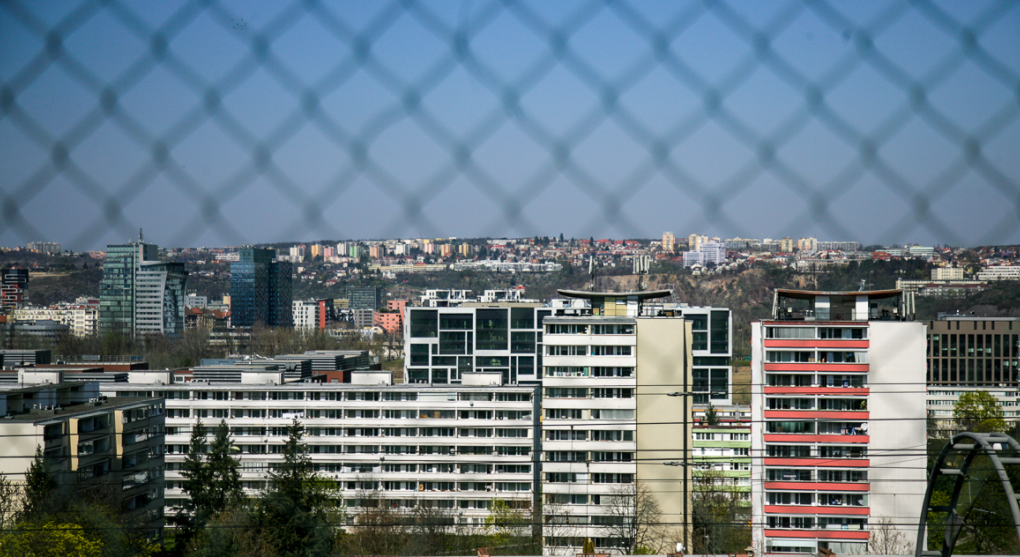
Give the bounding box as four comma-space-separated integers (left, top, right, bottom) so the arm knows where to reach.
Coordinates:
636, 317, 692, 549
868, 321, 928, 548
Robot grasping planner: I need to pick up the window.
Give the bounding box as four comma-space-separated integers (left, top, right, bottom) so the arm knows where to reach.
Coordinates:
546, 409, 583, 420
766, 445, 812, 458
592, 473, 633, 484
819, 327, 867, 339
410, 310, 438, 337
547, 345, 586, 356
591, 409, 634, 420
766, 351, 814, 363
766, 469, 812, 481
592, 451, 632, 462
476, 309, 508, 350
592, 324, 634, 335
592, 388, 633, 398
767, 398, 814, 410
548, 451, 587, 462
766, 421, 815, 433
547, 324, 587, 334
766, 327, 815, 339
546, 388, 588, 398
591, 430, 633, 442
767, 492, 814, 505
592, 366, 633, 377
546, 473, 578, 483
591, 345, 632, 356
547, 430, 586, 441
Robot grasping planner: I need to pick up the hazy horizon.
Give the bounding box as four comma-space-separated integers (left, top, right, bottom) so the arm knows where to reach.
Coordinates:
2, 0, 1018, 251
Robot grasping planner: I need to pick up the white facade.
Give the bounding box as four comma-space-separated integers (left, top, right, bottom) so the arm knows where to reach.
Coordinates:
977, 266, 1020, 281
293, 299, 319, 330
11, 305, 98, 337
103, 381, 539, 531
750, 317, 927, 555
541, 316, 692, 555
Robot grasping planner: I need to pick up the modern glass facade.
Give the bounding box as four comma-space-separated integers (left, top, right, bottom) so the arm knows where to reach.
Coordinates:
405, 306, 551, 385
100, 242, 161, 335
348, 286, 381, 310
230, 248, 293, 328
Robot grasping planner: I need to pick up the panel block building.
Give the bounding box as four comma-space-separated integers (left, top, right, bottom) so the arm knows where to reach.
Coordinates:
750, 289, 927, 555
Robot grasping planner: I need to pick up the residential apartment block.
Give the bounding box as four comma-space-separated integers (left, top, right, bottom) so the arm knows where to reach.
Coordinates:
750, 289, 927, 555
1, 267, 29, 310
101, 373, 539, 532
0, 379, 166, 543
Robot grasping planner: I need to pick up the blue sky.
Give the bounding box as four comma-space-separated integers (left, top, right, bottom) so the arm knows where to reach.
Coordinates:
1, 0, 1018, 250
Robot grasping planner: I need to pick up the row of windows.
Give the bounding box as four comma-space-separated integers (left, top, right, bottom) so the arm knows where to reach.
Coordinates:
765, 351, 868, 364
545, 429, 634, 442
765, 397, 867, 411
546, 345, 633, 356
765, 444, 867, 458
694, 432, 749, 441
545, 473, 633, 484
544, 409, 635, 420
544, 388, 634, 399
166, 444, 531, 456
142, 390, 529, 402
765, 374, 867, 388
545, 366, 634, 377
766, 327, 867, 340
765, 468, 867, 482
167, 409, 534, 420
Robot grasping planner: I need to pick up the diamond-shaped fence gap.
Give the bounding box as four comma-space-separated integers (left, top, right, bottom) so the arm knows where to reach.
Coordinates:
268, 15, 353, 86
0, 11, 47, 81
67, 119, 150, 189
218, 67, 301, 140
62, 8, 149, 84
667, 120, 756, 189
467, 9, 566, 86
116, 173, 207, 241
214, 175, 312, 244
13, 64, 97, 139
669, 11, 754, 88
565, 8, 649, 83
366, 11, 454, 88
568, 119, 649, 189
164, 11, 250, 85
117, 67, 203, 138
518, 65, 601, 138
873, 8, 961, 82
469, 120, 552, 191
721, 68, 805, 140
726, 173, 819, 239
318, 69, 400, 137
368, 119, 450, 189
926, 60, 1018, 136
168, 118, 252, 190
823, 65, 909, 137
878, 117, 964, 187
0, 116, 49, 186
615, 67, 702, 138
768, 9, 862, 85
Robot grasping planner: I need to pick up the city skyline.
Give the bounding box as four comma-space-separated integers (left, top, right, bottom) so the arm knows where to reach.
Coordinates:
2, 0, 1018, 251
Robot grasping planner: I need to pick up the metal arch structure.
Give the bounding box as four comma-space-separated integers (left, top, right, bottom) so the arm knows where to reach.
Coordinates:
915, 431, 1020, 557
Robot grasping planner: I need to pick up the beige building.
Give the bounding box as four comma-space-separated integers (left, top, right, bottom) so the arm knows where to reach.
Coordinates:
0, 379, 166, 543
541, 290, 693, 554
662, 232, 675, 252
932, 267, 964, 281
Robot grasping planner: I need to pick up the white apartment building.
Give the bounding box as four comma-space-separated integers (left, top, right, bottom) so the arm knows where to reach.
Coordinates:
11, 304, 98, 337
751, 289, 927, 555
102, 372, 540, 531
293, 299, 320, 330
540, 289, 693, 555
932, 267, 964, 281
977, 266, 1020, 281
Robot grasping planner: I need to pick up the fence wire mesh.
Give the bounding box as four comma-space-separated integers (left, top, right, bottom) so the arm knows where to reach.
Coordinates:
1, 0, 1018, 249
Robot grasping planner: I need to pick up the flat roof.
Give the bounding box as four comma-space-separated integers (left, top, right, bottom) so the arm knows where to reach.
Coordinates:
3, 396, 161, 423
557, 289, 672, 301
775, 288, 902, 300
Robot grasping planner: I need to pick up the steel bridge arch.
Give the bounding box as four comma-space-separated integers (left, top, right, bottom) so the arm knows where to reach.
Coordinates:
915, 431, 1020, 557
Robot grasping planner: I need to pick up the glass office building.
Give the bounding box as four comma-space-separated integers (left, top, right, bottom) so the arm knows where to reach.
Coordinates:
230, 248, 293, 328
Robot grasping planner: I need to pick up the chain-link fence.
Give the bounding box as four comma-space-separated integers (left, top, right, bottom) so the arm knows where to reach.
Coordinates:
1, 0, 1018, 250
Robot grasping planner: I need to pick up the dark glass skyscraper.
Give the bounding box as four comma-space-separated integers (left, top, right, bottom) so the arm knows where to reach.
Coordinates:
348, 286, 380, 310
230, 248, 293, 328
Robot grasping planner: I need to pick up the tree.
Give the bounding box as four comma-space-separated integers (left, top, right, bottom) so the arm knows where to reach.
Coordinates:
954, 390, 1007, 433
255, 418, 342, 557
0, 473, 22, 531
0, 520, 103, 557
484, 497, 536, 554
603, 483, 668, 554
21, 446, 57, 520
691, 471, 750, 555
205, 420, 243, 517
869, 516, 914, 554
177, 419, 211, 549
